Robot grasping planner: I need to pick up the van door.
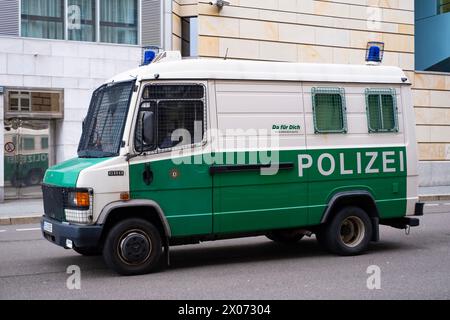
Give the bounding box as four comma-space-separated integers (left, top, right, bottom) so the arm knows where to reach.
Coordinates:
128, 82, 213, 238
211, 81, 308, 234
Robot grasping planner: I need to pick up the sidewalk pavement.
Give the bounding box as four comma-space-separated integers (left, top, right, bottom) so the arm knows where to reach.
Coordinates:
1, 186, 450, 226
0, 198, 43, 225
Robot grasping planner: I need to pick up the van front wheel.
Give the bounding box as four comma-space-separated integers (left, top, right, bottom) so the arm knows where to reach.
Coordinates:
103, 218, 162, 276
317, 206, 372, 256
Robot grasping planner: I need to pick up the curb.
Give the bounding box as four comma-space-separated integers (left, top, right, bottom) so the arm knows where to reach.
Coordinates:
0, 215, 42, 226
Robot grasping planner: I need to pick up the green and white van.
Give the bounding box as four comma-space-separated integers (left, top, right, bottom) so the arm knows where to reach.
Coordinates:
41, 53, 423, 275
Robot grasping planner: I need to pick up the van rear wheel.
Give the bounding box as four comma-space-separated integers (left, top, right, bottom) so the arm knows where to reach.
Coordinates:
103, 218, 162, 276
266, 229, 304, 244
317, 206, 372, 256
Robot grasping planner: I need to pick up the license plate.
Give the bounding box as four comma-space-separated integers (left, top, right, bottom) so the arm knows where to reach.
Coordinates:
43, 221, 53, 234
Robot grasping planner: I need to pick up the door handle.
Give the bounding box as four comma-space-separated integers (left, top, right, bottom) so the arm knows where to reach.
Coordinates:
143, 164, 153, 185
209, 163, 294, 175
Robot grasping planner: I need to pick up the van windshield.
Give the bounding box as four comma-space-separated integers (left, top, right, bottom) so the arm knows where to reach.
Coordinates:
78, 81, 135, 158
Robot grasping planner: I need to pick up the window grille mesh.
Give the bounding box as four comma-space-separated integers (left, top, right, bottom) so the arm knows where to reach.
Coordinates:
143, 84, 204, 100
78, 81, 134, 157
137, 84, 206, 152
365, 89, 398, 133
312, 87, 347, 133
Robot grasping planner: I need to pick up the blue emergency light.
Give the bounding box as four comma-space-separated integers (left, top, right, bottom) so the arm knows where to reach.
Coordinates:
142, 49, 156, 65
365, 42, 384, 63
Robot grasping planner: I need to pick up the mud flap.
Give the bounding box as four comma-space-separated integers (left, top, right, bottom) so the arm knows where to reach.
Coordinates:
371, 217, 380, 242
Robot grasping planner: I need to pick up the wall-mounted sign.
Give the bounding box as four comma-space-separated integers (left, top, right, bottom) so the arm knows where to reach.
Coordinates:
4, 142, 15, 153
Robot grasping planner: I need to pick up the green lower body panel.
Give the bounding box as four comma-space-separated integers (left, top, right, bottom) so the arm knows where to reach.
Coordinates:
129, 146, 408, 237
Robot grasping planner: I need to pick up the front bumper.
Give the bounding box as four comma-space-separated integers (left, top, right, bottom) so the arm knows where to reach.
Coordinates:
41, 216, 103, 249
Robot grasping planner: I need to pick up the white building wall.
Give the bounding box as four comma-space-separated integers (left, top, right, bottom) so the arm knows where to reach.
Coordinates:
0, 36, 142, 200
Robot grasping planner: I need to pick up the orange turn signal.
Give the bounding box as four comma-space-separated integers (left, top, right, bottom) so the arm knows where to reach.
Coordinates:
75, 192, 90, 207
120, 192, 130, 201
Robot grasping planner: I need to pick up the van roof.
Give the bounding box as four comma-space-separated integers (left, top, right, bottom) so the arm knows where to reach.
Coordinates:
108, 58, 409, 85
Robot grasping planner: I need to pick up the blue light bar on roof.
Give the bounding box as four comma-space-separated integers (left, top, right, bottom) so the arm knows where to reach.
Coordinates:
141, 46, 161, 66
142, 50, 156, 65
365, 41, 385, 63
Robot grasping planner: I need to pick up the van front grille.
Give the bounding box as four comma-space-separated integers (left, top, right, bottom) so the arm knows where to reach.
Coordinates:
42, 184, 66, 222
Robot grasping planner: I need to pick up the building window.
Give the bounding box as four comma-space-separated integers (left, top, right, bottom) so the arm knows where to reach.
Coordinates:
100, 0, 138, 45
6, 89, 63, 119
21, 0, 138, 44
438, 0, 450, 14
8, 91, 31, 112
21, 0, 65, 40
68, 0, 96, 42
311, 87, 347, 134
365, 89, 398, 133
181, 17, 198, 57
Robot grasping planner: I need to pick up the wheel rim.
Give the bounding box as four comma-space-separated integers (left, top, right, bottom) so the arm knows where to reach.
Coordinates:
117, 229, 152, 265
340, 216, 365, 248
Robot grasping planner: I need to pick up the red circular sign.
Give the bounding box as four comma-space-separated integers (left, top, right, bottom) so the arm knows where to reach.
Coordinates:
4, 142, 15, 153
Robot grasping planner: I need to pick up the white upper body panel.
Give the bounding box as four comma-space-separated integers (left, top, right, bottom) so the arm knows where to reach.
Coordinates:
107, 58, 410, 85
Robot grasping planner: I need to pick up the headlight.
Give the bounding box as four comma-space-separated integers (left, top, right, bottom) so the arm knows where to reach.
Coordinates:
67, 191, 90, 208
64, 190, 93, 224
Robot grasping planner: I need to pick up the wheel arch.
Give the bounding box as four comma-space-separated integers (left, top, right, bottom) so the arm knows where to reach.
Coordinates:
97, 200, 171, 245
321, 191, 380, 223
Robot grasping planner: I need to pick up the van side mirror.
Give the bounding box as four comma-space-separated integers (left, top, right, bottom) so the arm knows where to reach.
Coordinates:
137, 110, 155, 152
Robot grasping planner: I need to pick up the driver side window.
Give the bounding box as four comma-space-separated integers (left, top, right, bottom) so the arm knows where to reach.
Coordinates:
135, 84, 206, 152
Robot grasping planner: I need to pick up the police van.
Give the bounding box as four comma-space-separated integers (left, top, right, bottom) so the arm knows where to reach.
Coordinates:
41, 52, 423, 275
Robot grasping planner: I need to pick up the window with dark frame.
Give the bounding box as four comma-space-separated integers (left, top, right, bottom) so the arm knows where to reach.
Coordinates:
7, 90, 63, 117
21, 0, 65, 40
20, 0, 138, 44
136, 84, 206, 152
100, 0, 138, 45
365, 88, 398, 133
311, 87, 347, 134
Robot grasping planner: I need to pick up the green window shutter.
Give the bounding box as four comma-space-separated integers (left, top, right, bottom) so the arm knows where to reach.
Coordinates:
312, 87, 347, 133
365, 89, 398, 133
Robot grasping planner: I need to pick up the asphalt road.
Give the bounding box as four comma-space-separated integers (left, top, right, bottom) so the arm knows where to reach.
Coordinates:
1, 202, 450, 300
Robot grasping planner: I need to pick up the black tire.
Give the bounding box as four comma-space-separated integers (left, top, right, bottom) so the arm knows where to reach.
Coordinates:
266, 229, 304, 244
103, 218, 163, 276
73, 246, 102, 256
319, 206, 372, 256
